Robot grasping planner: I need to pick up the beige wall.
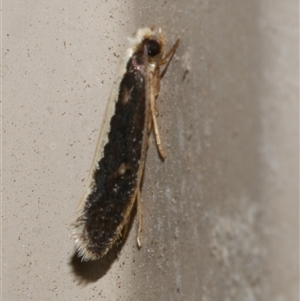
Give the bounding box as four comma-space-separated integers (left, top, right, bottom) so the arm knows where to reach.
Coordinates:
3, 0, 298, 300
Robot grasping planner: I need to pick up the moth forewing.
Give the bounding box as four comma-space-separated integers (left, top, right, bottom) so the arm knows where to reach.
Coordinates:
71, 51, 137, 261
71, 27, 179, 261
74, 50, 134, 214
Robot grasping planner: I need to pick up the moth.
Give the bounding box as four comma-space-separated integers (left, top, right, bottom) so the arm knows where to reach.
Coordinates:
72, 27, 179, 261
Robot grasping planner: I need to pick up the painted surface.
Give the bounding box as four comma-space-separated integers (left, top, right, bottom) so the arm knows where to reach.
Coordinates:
2, 0, 298, 300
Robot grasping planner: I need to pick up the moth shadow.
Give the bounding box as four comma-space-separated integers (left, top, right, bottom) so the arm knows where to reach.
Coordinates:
69, 204, 137, 284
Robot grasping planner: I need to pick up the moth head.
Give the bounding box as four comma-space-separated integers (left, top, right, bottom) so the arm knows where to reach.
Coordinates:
144, 27, 165, 61
129, 27, 165, 62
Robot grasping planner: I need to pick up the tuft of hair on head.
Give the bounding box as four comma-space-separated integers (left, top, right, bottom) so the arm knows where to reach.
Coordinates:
128, 27, 156, 46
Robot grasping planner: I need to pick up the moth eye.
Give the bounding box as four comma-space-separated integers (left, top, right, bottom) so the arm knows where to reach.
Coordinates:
147, 39, 161, 57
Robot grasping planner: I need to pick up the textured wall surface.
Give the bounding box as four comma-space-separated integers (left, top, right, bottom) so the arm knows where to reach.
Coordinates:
3, 0, 298, 300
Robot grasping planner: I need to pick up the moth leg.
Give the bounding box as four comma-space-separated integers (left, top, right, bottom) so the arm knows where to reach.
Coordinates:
154, 104, 159, 116
147, 108, 153, 133
122, 218, 130, 241
146, 126, 152, 152
159, 39, 180, 66
136, 188, 142, 248
149, 72, 166, 160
